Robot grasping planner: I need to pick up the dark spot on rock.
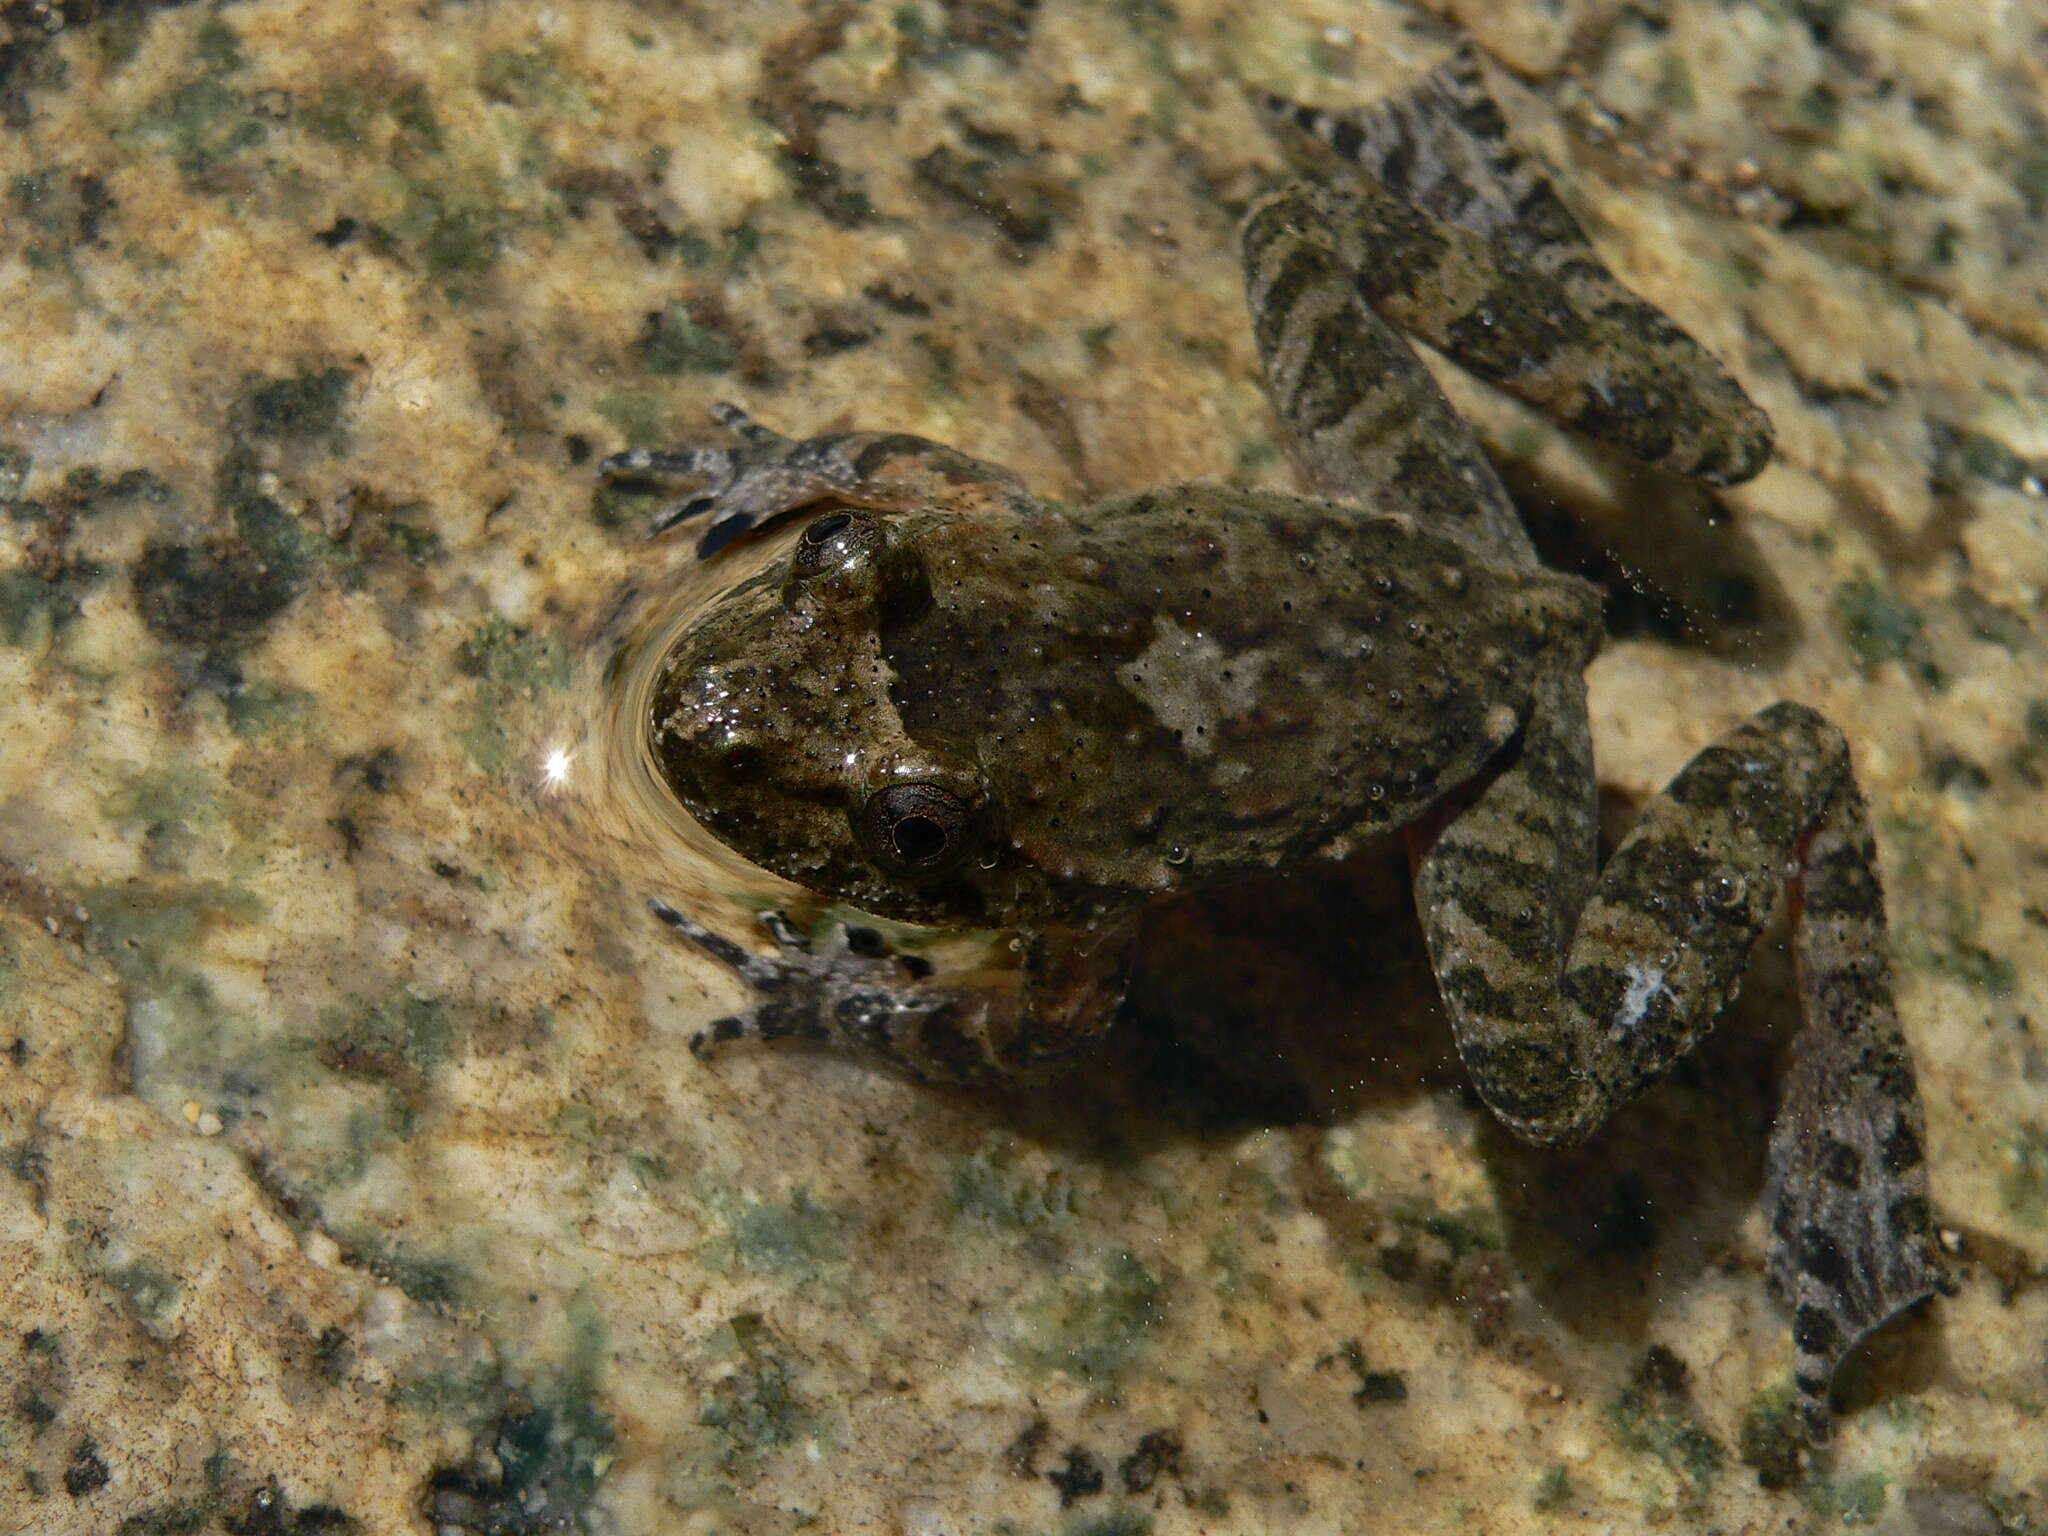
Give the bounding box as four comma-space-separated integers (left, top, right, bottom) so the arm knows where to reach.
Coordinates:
1635, 1344, 1691, 1397
1118, 1429, 1183, 1493
803, 314, 875, 356
754, 8, 878, 229
335, 746, 400, 794
913, 142, 1067, 253
314, 215, 359, 248
1046, 1446, 1103, 1506
427, 1393, 615, 1535
64, 1438, 109, 1496
131, 535, 305, 649
238, 366, 353, 444
863, 280, 931, 317
1888, 1193, 1931, 1239
312, 1325, 352, 1386
1003, 1416, 1049, 1478
927, 0, 1040, 61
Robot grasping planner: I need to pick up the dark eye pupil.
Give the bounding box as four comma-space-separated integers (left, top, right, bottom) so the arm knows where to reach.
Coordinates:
860, 781, 979, 880
805, 512, 854, 544
890, 813, 947, 862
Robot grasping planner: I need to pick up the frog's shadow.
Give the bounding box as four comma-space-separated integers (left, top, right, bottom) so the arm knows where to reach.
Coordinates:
1499, 450, 1803, 666
971, 834, 1803, 1367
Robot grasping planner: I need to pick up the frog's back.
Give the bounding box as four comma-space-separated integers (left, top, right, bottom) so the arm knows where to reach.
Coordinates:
883, 487, 1600, 894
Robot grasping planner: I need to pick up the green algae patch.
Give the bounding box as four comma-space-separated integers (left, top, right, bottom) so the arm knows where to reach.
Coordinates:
1737, 1381, 1805, 1490
1830, 576, 1939, 685
698, 1313, 812, 1470
0, 568, 85, 649
107, 1255, 184, 1340
950, 1147, 1076, 1234
318, 989, 459, 1087
591, 390, 678, 449
238, 366, 354, 448
303, 74, 443, 154
223, 680, 316, 739
104, 763, 222, 840
1605, 1349, 1726, 1514
633, 300, 739, 376
718, 1187, 840, 1278
334, 1227, 469, 1311
460, 616, 571, 694
1532, 1465, 1576, 1513
81, 880, 263, 988
478, 47, 583, 111
126, 20, 273, 193
459, 616, 571, 775
1896, 898, 2018, 997
425, 1380, 617, 1534
1007, 1252, 1166, 1384
1806, 1469, 1890, 1526
2001, 1122, 2048, 1228
0, 441, 29, 502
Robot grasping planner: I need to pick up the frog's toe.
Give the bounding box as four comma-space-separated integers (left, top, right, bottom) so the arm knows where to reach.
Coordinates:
756, 909, 813, 952
599, 442, 738, 484
649, 897, 788, 989
708, 400, 786, 445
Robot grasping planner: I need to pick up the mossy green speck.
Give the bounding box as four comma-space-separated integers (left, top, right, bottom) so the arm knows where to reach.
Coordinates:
1008, 1252, 1165, 1383
730, 1187, 839, 1276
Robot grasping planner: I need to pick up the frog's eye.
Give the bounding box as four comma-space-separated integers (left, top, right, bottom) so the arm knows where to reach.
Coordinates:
856, 782, 983, 881
787, 509, 885, 595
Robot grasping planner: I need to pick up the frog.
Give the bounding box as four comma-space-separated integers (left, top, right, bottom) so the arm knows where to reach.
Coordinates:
606, 43, 1944, 1443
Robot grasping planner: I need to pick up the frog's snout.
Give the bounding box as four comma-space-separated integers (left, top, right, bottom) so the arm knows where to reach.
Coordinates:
648, 659, 753, 792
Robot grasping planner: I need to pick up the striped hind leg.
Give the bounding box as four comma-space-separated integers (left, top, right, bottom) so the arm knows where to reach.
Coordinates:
1255, 42, 1775, 486
1413, 699, 1943, 1440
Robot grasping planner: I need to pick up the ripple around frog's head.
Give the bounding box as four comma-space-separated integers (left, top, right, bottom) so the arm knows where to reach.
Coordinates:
640, 530, 1016, 929
521, 542, 813, 924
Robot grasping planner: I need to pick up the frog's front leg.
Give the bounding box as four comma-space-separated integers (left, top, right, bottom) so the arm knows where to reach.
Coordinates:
649, 900, 1131, 1086
1414, 700, 1945, 1442
601, 402, 1035, 557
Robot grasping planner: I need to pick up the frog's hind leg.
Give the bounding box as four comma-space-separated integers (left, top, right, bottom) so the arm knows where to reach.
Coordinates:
1413, 699, 1944, 1440
1240, 184, 1535, 567
1257, 44, 1774, 486
602, 402, 1035, 557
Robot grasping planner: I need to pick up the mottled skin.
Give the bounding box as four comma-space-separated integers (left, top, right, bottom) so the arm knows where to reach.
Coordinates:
609, 46, 1943, 1443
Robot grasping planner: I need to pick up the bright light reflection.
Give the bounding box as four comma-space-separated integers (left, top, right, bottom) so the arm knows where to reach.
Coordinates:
539, 744, 575, 791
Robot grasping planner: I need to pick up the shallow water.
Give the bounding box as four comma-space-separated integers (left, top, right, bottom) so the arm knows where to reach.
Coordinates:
2, 1, 2044, 1531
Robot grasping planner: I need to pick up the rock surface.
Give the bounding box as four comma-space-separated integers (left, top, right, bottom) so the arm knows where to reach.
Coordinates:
2, 1, 2045, 1530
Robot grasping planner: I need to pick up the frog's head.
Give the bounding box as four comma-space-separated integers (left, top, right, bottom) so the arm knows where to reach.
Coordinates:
647, 508, 1014, 925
